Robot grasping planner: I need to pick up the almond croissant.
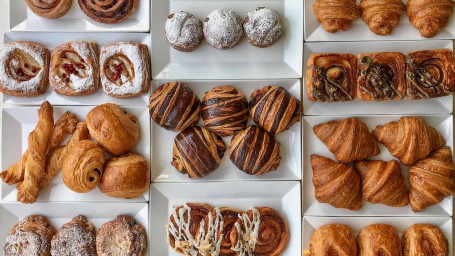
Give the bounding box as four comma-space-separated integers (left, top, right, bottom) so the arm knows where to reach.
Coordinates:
313, 0, 361, 33
406, 0, 455, 38
359, 0, 405, 36
311, 154, 362, 211
372, 116, 445, 166
313, 117, 380, 163
408, 146, 455, 212
355, 160, 409, 207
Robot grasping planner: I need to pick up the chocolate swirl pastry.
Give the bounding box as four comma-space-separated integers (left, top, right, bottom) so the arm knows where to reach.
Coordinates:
230, 126, 281, 176
405, 49, 455, 99
4, 215, 56, 256
51, 215, 96, 256
249, 86, 302, 135
357, 52, 406, 101
204, 9, 243, 50
403, 224, 449, 256
0, 42, 50, 97
165, 11, 204, 52
243, 7, 283, 48
306, 53, 357, 102
172, 126, 226, 178
78, 0, 139, 24
201, 86, 249, 137
24, 0, 72, 19
149, 81, 201, 132
230, 207, 289, 256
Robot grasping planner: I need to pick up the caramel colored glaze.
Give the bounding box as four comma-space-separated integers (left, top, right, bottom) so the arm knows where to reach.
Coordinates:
230, 126, 281, 176
309, 224, 357, 256
403, 224, 448, 256
78, 0, 139, 24
357, 224, 402, 256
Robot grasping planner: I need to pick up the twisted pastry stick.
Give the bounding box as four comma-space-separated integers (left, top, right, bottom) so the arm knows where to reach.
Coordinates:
24, 0, 72, 19
46, 111, 77, 152
359, 0, 405, 36
0, 152, 29, 185
16, 101, 54, 204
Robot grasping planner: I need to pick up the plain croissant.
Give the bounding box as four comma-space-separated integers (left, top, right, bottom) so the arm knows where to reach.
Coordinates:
408, 146, 455, 212
311, 154, 362, 211
359, 0, 405, 35
313, 0, 361, 33
373, 116, 445, 166
355, 160, 409, 207
406, 0, 455, 38
313, 117, 380, 163
309, 224, 357, 256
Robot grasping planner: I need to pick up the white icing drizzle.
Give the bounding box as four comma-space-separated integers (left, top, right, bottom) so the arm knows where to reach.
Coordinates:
232, 208, 261, 256
0, 43, 45, 92
195, 207, 224, 255
100, 42, 146, 96
166, 204, 200, 256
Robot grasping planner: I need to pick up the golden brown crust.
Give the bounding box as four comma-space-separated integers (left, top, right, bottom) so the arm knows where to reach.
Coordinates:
49, 41, 100, 96
0, 41, 50, 97
99, 153, 150, 199
24, 0, 72, 19
46, 111, 78, 152
359, 0, 405, 36
355, 160, 409, 207
408, 146, 455, 212
403, 224, 448, 256
3, 215, 56, 256
78, 0, 139, 24
313, 0, 361, 33
309, 224, 356, 256
306, 53, 357, 102
406, 0, 455, 38
96, 215, 147, 256
357, 224, 402, 256
357, 52, 406, 101
372, 116, 446, 166
311, 154, 362, 210
86, 103, 140, 155
51, 215, 96, 256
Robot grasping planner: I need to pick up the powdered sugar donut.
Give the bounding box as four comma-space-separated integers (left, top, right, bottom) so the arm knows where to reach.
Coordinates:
203, 9, 243, 50
243, 7, 283, 48
165, 11, 204, 52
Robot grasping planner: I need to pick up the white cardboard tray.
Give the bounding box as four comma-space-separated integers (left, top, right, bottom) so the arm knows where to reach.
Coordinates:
303, 115, 454, 216
303, 40, 454, 115
151, 0, 303, 79
303, 216, 453, 255
1, 106, 150, 202
10, 0, 150, 32
2, 32, 151, 106
149, 181, 301, 256
304, 0, 455, 41
151, 79, 302, 182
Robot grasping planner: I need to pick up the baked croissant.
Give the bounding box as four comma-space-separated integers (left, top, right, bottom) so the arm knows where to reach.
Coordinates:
357, 224, 402, 256
311, 154, 362, 210
403, 224, 449, 256
406, 0, 455, 38
359, 0, 405, 36
408, 146, 455, 212
372, 116, 446, 166
313, 0, 361, 33
313, 117, 380, 163
309, 224, 357, 256
355, 160, 409, 207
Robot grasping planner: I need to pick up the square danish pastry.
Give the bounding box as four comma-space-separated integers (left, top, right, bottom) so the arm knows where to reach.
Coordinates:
0, 41, 50, 97
357, 52, 406, 101
405, 49, 455, 100
306, 53, 357, 102
49, 41, 100, 96
100, 42, 150, 98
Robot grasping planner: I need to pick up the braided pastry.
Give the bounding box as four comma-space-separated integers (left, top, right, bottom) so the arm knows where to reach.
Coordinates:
406, 0, 455, 38
313, 0, 361, 33
359, 0, 405, 36
78, 0, 139, 24
24, 0, 72, 19
309, 224, 356, 256
403, 224, 448, 256
46, 111, 77, 152
408, 146, 455, 212
357, 224, 402, 256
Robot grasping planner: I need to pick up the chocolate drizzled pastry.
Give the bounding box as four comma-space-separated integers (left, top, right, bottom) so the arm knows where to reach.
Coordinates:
149, 81, 201, 132
230, 126, 281, 175
306, 53, 357, 102
51, 215, 96, 256
172, 126, 226, 178
249, 86, 302, 135
357, 52, 406, 101
405, 49, 455, 100
201, 86, 249, 137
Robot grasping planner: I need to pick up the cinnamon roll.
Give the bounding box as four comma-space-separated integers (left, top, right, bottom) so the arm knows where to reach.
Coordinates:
100, 42, 150, 98
0, 41, 49, 97
49, 41, 100, 96
24, 0, 72, 19
403, 224, 448, 256
229, 207, 289, 256
78, 0, 139, 24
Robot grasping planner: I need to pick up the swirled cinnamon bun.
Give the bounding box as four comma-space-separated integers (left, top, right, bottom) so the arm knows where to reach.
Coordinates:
24, 0, 72, 19
78, 0, 139, 24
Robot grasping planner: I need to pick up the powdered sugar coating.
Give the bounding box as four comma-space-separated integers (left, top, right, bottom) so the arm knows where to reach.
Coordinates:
243, 7, 283, 48
0, 42, 45, 93
203, 9, 243, 50
165, 11, 204, 52
51, 215, 96, 256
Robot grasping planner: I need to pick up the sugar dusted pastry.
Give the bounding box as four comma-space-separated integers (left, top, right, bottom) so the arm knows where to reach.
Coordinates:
309, 224, 357, 256
313, 0, 361, 33
403, 224, 448, 256
243, 7, 283, 48
405, 49, 455, 99
51, 215, 96, 256
24, 0, 72, 19
306, 53, 357, 102
204, 9, 243, 50
407, 0, 455, 38
359, 0, 405, 36
165, 11, 204, 52
357, 52, 406, 101
100, 42, 150, 98
78, 0, 139, 24
50, 41, 99, 96
0, 42, 49, 97
357, 224, 402, 256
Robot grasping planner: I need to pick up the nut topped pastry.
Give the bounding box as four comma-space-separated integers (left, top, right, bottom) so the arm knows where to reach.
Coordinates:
0, 41, 50, 97
243, 7, 283, 48
51, 215, 96, 256
165, 11, 204, 52
204, 9, 243, 50
201, 86, 249, 137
